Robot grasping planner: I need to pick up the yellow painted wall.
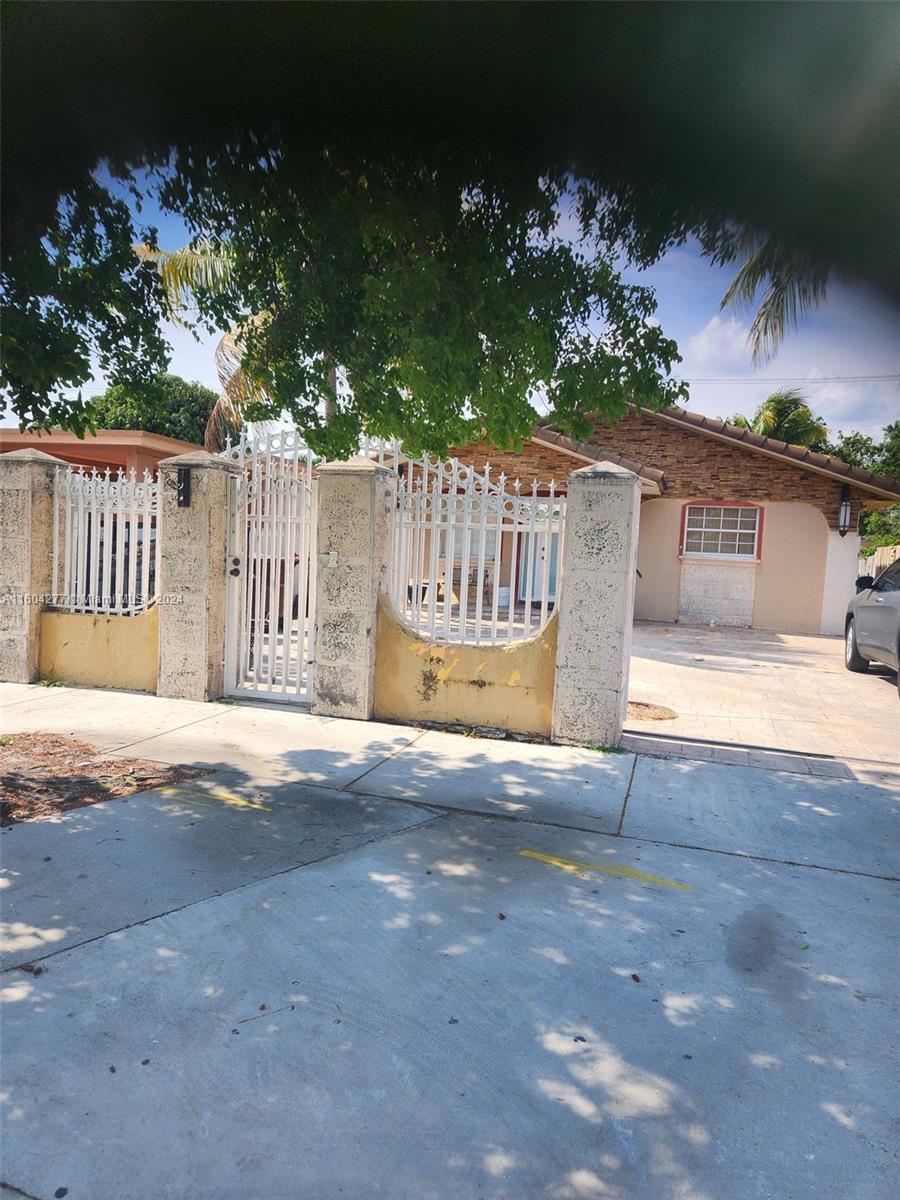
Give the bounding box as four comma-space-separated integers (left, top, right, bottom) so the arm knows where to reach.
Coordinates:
39, 606, 159, 693
374, 593, 556, 736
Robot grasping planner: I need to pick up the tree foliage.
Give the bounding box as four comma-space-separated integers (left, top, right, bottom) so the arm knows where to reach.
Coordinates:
815, 422, 900, 478
860, 506, 900, 556
1, 178, 169, 434
3, 144, 689, 459
809, 422, 900, 557
3, 4, 897, 452
726, 388, 828, 448
88, 373, 221, 449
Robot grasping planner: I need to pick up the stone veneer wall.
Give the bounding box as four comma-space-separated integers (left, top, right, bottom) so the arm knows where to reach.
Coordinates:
588, 413, 868, 530
453, 414, 871, 529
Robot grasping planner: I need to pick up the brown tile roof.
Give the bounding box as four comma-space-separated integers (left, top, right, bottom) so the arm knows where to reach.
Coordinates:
532, 423, 668, 489
645, 406, 900, 501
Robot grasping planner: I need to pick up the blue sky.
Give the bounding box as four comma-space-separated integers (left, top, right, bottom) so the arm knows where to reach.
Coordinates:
60, 189, 900, 441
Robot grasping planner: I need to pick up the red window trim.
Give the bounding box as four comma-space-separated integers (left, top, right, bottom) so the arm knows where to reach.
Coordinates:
678, 500, 764, 562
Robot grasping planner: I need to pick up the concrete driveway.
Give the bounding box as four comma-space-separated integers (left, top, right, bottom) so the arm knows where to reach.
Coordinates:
2, 684, 898, 1200
627, 622, 900, 769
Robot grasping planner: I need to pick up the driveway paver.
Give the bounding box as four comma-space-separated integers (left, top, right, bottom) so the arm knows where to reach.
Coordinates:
627, 622, 900, 767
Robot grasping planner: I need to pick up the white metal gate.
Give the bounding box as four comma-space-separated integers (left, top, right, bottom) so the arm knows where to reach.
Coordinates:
223, 428, 317, 703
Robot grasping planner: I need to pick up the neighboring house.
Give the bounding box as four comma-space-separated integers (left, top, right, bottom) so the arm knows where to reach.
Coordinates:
0, 428, 202, 474
450, 407, 900, 636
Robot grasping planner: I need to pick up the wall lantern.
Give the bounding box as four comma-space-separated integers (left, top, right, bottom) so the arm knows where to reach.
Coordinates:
837, 483, 852, 537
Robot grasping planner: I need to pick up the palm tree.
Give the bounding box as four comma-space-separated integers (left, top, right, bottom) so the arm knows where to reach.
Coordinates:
720, 232, 829, 365
135, 241, 252, 447
726, 387, 828, 447
137, 241, 338, 449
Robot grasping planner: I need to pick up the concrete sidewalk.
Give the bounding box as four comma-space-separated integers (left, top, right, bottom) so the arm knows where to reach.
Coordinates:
2, 683, 899, 1200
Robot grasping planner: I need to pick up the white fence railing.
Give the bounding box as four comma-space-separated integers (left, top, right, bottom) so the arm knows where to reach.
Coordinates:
52, 466, 160, 614
389, 457, 565, 644
220, 426, 566, 646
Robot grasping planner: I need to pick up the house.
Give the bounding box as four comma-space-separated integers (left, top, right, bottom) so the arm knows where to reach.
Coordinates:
449, 407, 900, 636
0, 428, 202, 475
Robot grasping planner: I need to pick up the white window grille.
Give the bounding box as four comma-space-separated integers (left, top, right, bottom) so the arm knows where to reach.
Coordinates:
52, 466, 160, 614
682, 504, 760, 559
389, 455, 565, 644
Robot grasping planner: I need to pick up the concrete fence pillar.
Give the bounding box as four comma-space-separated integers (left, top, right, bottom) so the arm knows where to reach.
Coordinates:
0, 449, 68, 683
312, 457, 394, 720
156, 451, 240, 702
551, 461, 642, 748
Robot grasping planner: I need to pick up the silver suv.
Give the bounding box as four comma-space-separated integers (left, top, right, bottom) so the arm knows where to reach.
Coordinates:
845, 559, 900, 695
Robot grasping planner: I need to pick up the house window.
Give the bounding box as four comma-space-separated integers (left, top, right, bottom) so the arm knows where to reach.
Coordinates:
682, 504, 761, 559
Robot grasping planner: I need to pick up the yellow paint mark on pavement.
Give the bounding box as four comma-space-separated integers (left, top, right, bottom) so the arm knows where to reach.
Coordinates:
159, 786, 271, 813
519, 849, 692, 891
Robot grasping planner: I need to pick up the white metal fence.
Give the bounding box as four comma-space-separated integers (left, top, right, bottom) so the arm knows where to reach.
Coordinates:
217, 426, 565, 653
52, 466, 159, 614
387, 454, 565, 644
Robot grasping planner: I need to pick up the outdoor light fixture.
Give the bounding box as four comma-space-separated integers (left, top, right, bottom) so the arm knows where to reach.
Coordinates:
837, 483, 852, 537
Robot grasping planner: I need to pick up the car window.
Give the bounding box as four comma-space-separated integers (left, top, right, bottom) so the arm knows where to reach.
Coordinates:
874, 561, 900, 593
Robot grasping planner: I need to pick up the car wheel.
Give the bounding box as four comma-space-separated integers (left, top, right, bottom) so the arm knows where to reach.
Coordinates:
844, 619, 869, 672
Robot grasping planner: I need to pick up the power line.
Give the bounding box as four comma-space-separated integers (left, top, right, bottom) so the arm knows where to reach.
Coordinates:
684, 374, 899, 385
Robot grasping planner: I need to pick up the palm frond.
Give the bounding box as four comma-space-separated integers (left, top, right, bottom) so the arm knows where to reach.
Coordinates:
134, 240, 235, 319
721, 236, 829, 365
747, 387, 829, 447
204, 316, 270, 451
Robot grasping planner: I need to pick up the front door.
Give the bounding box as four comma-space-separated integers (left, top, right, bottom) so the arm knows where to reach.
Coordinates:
519, 531, 560, 603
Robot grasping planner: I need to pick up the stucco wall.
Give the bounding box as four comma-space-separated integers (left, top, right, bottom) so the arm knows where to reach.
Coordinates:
374, 594, 556, 736
753, 502, 828, 634
820, 529, 862, 635
39, 606, 159, 692
635, 498, 682, 621
633, 498, 834, 634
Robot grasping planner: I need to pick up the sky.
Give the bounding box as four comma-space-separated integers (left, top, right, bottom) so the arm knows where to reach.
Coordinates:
24, 188, 900, 441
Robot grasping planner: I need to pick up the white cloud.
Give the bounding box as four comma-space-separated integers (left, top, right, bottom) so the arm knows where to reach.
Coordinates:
685, 316, 751, 372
